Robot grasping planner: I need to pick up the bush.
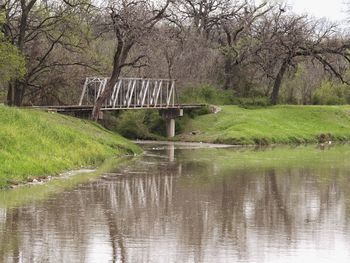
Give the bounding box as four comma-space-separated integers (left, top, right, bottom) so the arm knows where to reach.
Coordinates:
179, 84, 235, 105
145, 111, 166, 136
237, 97, 271, 108
114, 111, 150, 139
0, 90, 5, 104
312, 81, 348, 105
102, 110, 166, 139
185, 106, 211, 118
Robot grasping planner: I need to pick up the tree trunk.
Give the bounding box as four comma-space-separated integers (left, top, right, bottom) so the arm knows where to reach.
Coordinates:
167, 60, 173, 80
91, 39, 134, 121
91, 0, 168, 121
91, 58, 123, 121
4, 2, 32, 107
91, 75, 119, 121
270, 59, 290, 105
268, 169, 292, 231
223, 56, 233, 90
6, 83, 14, 106
6, 80, 24, 106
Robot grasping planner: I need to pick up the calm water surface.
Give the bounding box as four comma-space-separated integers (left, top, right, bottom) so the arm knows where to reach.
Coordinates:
1, 143, 350, 262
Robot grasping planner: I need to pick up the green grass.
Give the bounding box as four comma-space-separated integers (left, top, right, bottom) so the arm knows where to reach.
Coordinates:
0, 106, 140, 188
178, 105, 350, 145
0, 156, 137, 208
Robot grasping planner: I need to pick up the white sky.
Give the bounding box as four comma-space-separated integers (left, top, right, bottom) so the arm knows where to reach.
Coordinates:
288, 0, 348, 22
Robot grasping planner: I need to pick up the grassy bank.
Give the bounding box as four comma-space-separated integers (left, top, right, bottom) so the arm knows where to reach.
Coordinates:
0, 106, 140, 188
178, 105, 350, 145
0, 156, 136, 208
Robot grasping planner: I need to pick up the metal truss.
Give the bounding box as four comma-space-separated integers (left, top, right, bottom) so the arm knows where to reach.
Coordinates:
79, 77, 178, 109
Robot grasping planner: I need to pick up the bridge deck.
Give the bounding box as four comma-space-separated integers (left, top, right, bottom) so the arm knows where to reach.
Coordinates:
35, 104, 205, 112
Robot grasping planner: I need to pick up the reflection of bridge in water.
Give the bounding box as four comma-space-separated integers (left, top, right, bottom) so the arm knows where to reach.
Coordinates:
102, 144, 179, 211
105, 174, 174, 210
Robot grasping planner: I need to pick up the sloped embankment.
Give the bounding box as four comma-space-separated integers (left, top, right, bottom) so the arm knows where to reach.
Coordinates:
178, 105, 350, 145
0, 106, 140, 187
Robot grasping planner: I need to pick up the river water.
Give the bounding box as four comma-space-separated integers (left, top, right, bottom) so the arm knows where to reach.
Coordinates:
1, 142, 350, 263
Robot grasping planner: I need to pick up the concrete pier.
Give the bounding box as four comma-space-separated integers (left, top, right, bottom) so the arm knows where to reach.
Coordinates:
160, 108, 183, 138
166, 118, 176, 138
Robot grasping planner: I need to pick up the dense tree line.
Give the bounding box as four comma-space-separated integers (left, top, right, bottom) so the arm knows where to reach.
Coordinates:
1, 0, 350, 116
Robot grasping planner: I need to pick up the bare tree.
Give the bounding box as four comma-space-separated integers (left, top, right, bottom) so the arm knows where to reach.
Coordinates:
176, 0, 235, 39
1, 0, 94, 106
254, 10, 350, 104
159, 25, 185, 80
216, 1, 272, 91
91, 0, 172, 121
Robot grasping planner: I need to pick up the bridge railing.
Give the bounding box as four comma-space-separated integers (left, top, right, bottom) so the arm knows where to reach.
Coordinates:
79, 77, 178, 108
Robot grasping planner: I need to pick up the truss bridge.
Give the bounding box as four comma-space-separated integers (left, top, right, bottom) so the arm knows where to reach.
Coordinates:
79, 77, 181, 109
40, 77, 204, 137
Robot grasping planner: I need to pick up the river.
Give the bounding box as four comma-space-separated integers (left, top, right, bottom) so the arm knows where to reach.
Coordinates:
1, 142, 350, 262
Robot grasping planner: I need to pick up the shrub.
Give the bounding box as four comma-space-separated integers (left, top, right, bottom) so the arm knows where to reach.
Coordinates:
312, 81, 348, 105
103, 110, 166, 139
237, 97, 271, 108
145, 111, 166, 136
114, 111, 150, 139
179, 84, 235, 105
185, 106, 211, 118
0, 90, 5, 104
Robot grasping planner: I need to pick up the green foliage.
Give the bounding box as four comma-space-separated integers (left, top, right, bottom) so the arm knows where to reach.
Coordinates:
237, 97, 271, 108
0, 16, 26, 84
180, 84, 235, 105
0, 90, 6, 102
107, 110, 166, 139
0, 11, 26, 84
312, 81, 349, 105
106, 107, 213, 139
0, 106, 139, 188
0, 41, 26, 84
178, 105, 350, 145
145, 110, 166, 136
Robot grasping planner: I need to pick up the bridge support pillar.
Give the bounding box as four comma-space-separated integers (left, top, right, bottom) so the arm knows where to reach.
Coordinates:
166, 118, 176, 138
160, 109, 183, 138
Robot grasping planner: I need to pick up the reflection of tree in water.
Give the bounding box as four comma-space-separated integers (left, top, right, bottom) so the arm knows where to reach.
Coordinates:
0, 148, 350, 262
175, 158, 349, 261
0, 209, 20, 263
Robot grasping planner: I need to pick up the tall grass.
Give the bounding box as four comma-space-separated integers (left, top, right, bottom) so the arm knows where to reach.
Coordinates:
0, 106, 139, 187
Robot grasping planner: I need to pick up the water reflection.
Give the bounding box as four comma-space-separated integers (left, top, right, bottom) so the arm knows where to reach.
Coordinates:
1, 144, 350, 262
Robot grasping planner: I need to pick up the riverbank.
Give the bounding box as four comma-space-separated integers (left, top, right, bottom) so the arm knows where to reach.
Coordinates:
178, 105, 350, 145
0, 106, 140, 188
0, 156, 135, 208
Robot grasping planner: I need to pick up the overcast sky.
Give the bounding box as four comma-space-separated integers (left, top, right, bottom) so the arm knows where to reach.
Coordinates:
288, 0, 348, 22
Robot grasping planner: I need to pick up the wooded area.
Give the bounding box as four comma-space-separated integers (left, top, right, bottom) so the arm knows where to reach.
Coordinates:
1, 0, 350, 119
